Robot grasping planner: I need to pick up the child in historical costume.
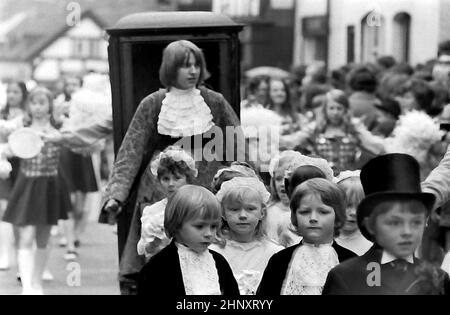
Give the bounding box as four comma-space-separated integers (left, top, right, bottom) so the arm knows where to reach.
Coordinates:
266, 151, 334, 247
210, 177, 283, 295
137, 146, 197, 258
137, 185, 239, 296
2, 87, 71, 294
323, 153, 450, 295
257, 178, 356, 295
334, 170, 372, 256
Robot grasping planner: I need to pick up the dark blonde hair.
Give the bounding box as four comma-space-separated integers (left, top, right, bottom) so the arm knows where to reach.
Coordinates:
290, 178, 347, 236
337, 176, 365, 208
315, 89, 357, 136
164, 185, 221, 238
159, 40, 208, 88
218, 187, 267, 242
26, 87, 59, 128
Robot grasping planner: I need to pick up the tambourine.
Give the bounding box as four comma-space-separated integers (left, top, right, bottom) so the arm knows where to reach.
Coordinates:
8, 127, 44, 159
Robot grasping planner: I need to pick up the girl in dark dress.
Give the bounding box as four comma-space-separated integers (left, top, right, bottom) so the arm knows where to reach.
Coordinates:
3, 87, 71, 294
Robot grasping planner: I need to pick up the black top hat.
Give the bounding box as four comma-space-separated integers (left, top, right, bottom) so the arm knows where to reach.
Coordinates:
357, 153, 435, 241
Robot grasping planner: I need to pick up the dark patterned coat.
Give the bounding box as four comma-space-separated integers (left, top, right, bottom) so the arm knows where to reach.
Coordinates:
103, 86, 246, 277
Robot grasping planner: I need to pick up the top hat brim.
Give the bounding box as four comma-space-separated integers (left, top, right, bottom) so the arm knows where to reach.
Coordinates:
357, 191, 435, 242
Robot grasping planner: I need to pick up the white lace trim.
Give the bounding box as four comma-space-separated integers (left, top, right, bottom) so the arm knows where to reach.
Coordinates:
176, 243, 221, 295
281, 243, 339, 295
157, 87, 215, 137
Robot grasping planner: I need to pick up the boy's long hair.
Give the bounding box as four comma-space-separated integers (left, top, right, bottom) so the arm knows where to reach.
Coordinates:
290, 178, 347, 237
164, 185, 221, 239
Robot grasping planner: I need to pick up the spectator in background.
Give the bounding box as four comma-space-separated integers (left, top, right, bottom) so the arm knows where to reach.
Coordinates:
371, 97, 401, 138
347, 65, 381, 129
395, 79, 435, 115
377, 73, 410, 101
376, 55, 396, 72
241, 75, 270, 109
267, 78, 301, 135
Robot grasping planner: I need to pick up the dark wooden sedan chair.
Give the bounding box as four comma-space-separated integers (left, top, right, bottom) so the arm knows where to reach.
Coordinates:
106, 11, 243, 292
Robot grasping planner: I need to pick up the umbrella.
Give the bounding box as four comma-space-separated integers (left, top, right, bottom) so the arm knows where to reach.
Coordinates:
245, 66, 292, 80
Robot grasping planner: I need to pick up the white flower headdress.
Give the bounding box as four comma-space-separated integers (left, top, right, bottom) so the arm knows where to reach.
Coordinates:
150, 146, 198, 177
216, 177, 271, 204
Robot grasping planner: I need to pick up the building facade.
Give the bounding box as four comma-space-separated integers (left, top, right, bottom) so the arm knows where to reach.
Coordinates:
213, 0, 296, 71
294, 0, 450, 70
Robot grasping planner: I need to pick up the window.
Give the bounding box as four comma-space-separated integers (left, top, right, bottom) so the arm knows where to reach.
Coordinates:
392, 12, 411, 62
361, 12, 385, 62
347, 25, 355, 63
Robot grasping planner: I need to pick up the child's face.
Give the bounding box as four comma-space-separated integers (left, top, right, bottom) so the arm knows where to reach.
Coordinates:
395, 92, 417, 113
159, 172, 187, 198
341, 204, 358, 234
293, 193, 336, 244
176, 217, 219, 254
368, 201, 426, 259
274, 169, 290, 206
6, 83, 23, 108
29, 93, 50, 119
326, 101, 345, 126
222, 190, 264, 241
269, 80, 287, 106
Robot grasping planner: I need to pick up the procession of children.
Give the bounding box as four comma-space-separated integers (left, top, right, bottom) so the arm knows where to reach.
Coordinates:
2, 37, 450, 296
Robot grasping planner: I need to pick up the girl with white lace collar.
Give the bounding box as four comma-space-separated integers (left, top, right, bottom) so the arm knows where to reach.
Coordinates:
210, 177, 283, 295
137, 185, 239, 296
137, 146, 197, 258
257, 178, 356, 295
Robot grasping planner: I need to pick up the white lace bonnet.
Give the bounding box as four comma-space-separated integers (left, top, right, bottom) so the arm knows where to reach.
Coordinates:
216, 177, 271, 204
150, 146, 198, 177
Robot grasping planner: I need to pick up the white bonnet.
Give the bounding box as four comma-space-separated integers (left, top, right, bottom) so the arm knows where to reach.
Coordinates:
150, 146, 198, 177
216, 177, 271, 204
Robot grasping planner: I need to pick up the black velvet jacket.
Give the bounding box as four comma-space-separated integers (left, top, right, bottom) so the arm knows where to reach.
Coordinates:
137, 241, 240, 297
257, 241, 356, 296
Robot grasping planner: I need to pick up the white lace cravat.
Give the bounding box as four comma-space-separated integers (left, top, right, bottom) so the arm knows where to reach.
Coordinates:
157, 87, 215, 137
281, 242, 339, 295
176, 243, 221, 295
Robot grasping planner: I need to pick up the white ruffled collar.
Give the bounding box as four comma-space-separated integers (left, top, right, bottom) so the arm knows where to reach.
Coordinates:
175, 242, 221, 295
281, 241, 339, 295
157, 87, 215, 137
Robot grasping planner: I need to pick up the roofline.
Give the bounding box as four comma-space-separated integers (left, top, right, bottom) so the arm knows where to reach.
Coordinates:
25, 9, 107, 62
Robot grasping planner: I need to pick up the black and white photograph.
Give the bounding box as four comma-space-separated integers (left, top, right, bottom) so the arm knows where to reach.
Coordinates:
0, 0, 449, 302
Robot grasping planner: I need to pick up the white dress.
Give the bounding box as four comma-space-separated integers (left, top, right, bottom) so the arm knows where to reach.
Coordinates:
281, 242, 340, 295
176, 243, 221, 295
265, 201, 302, 247
210, 238, 283, 295
336, 230, 372, 256
137, 198, 170, 257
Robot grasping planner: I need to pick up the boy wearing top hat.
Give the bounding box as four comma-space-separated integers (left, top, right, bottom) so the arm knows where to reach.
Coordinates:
323, 153, 450, 295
